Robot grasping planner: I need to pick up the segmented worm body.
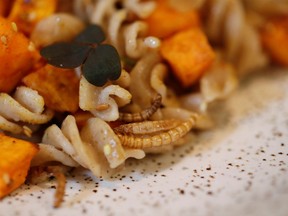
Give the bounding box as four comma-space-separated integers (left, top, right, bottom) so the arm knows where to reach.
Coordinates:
28, 166, 67, 208
116, 115, 197, 148
51, 168, 66, 208
118, 93, 162, 122
114, 119, 182, 134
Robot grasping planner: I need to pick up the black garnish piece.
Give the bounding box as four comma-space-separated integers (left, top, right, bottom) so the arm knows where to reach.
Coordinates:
40, 42, 91, 68
40, 24, 121, 87
83, 45, 121, 86
75, 24, 105, 44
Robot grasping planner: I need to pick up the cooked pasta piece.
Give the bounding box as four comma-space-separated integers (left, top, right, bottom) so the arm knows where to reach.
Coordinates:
200, 0, 268, 75
0, 116, 24, 134
150, 63, 168, 99
242, 0, 288, 16
79, 76, 132, 121
123, 21, 149, 58
31, 144, 79, 167
0, 86, 54, 135
112, 69, 131, 88
39, 115, 145, 177
123, 0, 156, 19
200, 59, 239, 103
74, 0, 159, 58
129, 50, 162, 107
31, 13, 85, 48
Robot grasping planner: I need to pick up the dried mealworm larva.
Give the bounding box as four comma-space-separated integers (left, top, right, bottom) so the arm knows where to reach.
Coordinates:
114, 119, 183, 134
118, 93, 162, 122
116, 115, 197, 148
52, 174, 66, 208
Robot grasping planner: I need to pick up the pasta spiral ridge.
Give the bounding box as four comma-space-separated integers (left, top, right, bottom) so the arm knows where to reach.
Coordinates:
73, 0, 158, 59
242, 0, 288, 16
201, 0, 268, 75
33, 115, 145, 178
79, 76, 132, 122
0, 86, 54, 135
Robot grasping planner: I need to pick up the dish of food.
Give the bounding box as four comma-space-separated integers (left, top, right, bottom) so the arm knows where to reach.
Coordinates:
1, 67, 288, 215
0, 0, 287, 214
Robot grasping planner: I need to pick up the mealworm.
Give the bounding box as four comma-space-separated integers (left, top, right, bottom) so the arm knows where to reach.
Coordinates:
52, 171, 66, 208
114, 119, 183, 134
116, 116, 197, 148
27, 166, 67, 208
118, 93, 162, 122
46, 166, 66, 208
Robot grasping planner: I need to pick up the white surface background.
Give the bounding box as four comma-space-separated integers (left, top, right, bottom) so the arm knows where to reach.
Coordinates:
1, 68, 288, 216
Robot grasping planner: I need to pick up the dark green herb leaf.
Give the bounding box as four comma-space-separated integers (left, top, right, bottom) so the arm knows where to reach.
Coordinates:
40, 42, 91, 68
75, 24, 105, 45
83, 45, 121, 86
40, 24, 122, 87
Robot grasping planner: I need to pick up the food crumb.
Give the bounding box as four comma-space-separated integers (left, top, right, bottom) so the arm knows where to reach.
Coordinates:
1, 35, 7, 45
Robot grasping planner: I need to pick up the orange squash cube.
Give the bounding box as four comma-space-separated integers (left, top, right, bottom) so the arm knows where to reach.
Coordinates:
0, 133, 39, 199
8, 0, 57, 34
160, 28, 215, 87
261, 16, 288, 67
22, 64, 80, 113
0, 17, 40, 93
144, 0, 200, 38
0, 0, 14, 17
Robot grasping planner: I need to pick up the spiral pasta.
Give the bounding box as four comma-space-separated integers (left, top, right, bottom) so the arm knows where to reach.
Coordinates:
32, 144, 79, 167
242, 0, 288, 16
79, 76, 132, 121
123, 0, 156, 18
129, 50, 162, 107
37, 115, 145, 177
31, 13, 85, 48
200, 0, 268, 75
0, 86, 54, 135
74, 0, 160, 58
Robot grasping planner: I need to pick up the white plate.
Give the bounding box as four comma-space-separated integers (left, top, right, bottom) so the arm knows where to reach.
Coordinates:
1, 68, 288, 216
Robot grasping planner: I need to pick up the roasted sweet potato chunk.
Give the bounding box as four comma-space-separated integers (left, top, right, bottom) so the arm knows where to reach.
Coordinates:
144, 0, 200, 38
261, 16, 288, 66
8, 0, 57, 34
22, 64, 80, 113
160, 28, 215, 87
0, 17, 40, 93
0, 0, 14, 17
0, 133, 39, 199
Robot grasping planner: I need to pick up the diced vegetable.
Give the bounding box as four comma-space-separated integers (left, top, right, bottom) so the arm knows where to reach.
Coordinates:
144, 0, 200, 38
22, 64, 80, 113
0, 0, 14, 17
0, 133, 39, 199
261, 16, 288, 66
8, 0, 57, 34
160, 28, 215, 87
0, 17, 40, 93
